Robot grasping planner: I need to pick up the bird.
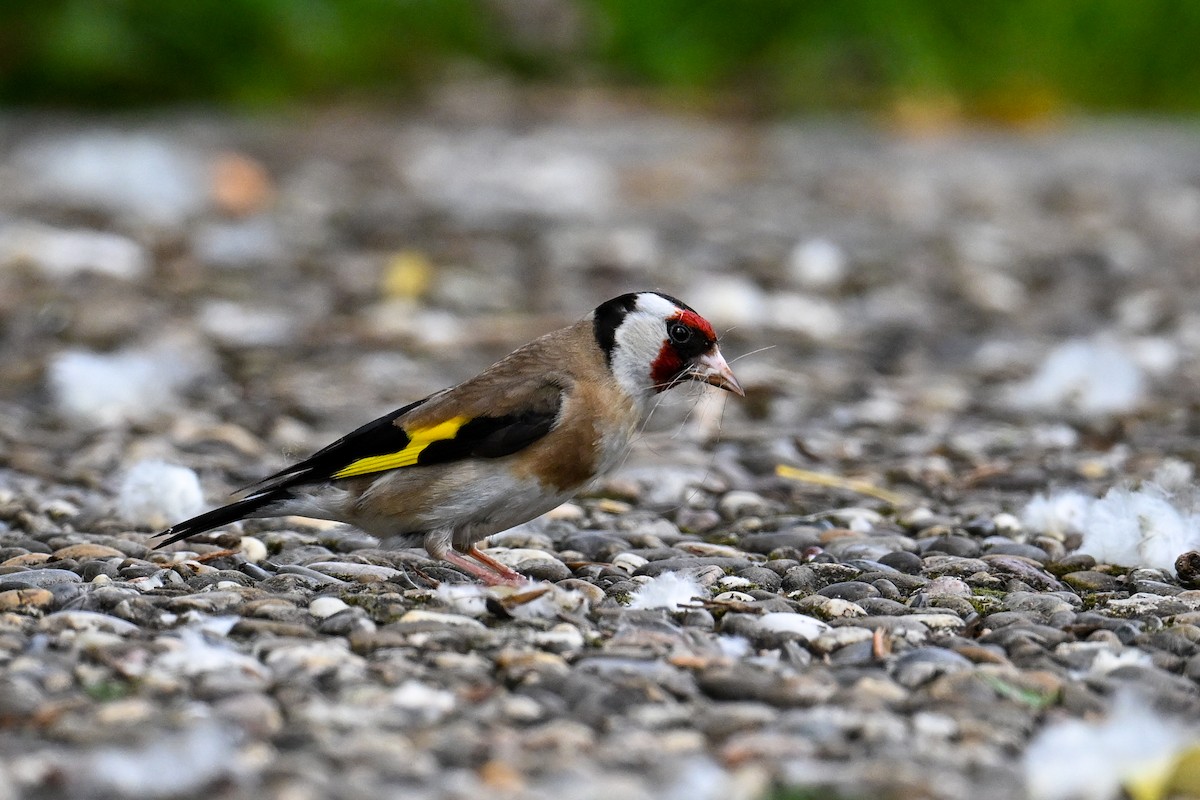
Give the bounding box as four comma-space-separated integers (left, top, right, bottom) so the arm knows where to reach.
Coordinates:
155, 291, 743, 584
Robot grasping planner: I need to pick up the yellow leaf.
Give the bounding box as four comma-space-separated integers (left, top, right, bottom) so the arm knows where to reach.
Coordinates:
383, 251, 434, 300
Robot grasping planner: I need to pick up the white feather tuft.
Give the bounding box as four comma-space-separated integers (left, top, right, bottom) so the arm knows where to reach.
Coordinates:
627, 571, 706, 610
435, 583, 491, 616
1025, 480, 1200, 572
1022, 491, 1092, 540
1008, 337, 1147, 417
1024, 691, 1195, 800
1082, 485, 1197, 572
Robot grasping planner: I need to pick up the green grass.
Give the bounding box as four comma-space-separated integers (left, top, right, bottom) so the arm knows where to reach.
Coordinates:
4, 0, 1200, 114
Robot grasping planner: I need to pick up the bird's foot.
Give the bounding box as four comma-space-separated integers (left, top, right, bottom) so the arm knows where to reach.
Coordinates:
441, 549, 527, 586
467, 546, 528, 584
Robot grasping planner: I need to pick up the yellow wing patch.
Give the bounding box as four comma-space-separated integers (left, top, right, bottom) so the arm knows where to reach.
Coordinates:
332, 416, 468, 478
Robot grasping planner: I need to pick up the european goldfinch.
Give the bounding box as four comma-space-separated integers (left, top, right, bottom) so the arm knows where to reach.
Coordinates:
156, 292, 743, 584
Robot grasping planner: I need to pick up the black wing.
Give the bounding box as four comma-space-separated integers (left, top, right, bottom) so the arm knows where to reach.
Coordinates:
154, 390, 562, 550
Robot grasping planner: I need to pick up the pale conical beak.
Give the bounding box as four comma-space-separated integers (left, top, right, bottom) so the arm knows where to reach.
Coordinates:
690, 348, 745, 396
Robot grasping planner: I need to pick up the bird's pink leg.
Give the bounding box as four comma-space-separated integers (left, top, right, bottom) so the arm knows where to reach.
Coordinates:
467, 546, 528, 584
439, 549, 525, 586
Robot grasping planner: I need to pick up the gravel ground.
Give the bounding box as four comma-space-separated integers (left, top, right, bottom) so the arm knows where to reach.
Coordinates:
3, 90, 1200, 800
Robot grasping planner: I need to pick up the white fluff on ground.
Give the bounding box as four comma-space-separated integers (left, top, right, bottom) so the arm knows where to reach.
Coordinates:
1024, 691, 1194, 800
1021, 491, 1092, 540
1082, 485, 1199, 572
75, 723, 239, 798
627, 572, 705, 610
435, 583, 490, 617
153, 628, 267, 680
117, 460, 205, 530
1023, 469, 1200, 572
1008, 337, 1147, 416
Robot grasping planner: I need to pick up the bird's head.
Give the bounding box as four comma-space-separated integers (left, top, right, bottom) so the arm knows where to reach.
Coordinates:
593, 291, 744, 402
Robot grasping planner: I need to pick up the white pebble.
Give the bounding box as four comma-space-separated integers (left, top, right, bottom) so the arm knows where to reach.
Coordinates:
15, 132, 207, 227
685, 274, 767, 330
264, 641, 363, 676
925, 576, 972, 598
197, 300, 296, 347
397, 610, 487, 629
788, 238, 846, 288
238, 536, 268, 563
191, 217, 284, 268
530, 624, 585, 653
768, 292, 844, 340
611, 552, 648, 573
810, 628, 874, 654
756, 612, 831, 639
545, 502, 586, 522
308, 596, 350, 619
49, 339, 214, 427
908, 613, 967, 631
401, 129, 615, 222
391, 680, 456, 723
711, 591, 756, 603
0, 222, 148, 281
117, 460, 204, 530
715, 576, 755, 592
717, 490, 771, 519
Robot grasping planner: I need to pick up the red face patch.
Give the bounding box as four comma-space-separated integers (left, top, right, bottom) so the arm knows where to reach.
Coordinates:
674, 310, 716, 341
650, 347, 684, 390
649, 310, 717, 391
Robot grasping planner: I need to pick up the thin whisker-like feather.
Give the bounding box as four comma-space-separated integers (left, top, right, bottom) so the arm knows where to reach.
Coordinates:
727, 344, 776, 365
670, 384, 709, 440
682, 387, 729, 508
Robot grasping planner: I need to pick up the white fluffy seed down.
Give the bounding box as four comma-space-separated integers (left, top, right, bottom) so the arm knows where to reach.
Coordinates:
1024, 470, 1200, 572
627, 571, 706, 610
1023, 690, 1196, 800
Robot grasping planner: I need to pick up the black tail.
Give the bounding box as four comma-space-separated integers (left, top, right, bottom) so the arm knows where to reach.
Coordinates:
153, 492, 283, 549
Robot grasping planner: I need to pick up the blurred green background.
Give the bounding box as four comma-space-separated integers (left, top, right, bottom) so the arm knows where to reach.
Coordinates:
3, 0, 1200, 117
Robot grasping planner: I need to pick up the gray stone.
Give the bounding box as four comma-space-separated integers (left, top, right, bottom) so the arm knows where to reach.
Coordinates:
891, 647, 974, 688
816, 581, 880, 601
0, 568, 82, 588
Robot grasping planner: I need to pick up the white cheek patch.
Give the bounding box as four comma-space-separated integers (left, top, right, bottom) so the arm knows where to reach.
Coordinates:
611, 315, 669, 401
610, 348, 652, 401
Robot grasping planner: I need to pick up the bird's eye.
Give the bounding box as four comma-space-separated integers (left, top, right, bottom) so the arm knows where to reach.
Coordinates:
669, 323, 692, 344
